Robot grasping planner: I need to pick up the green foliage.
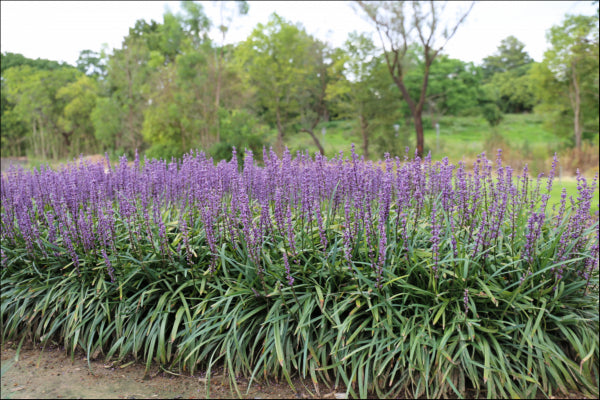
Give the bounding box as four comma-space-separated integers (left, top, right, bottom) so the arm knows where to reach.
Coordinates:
235, 13, 330, 151
479, 36, 536, 114
481, 35, 533, 79
481, 103, 504, 127
209, 108, 266, 163
3, 65, 82, 159
0, 84, 28, 156
1, 53, 82, 158
483, 66, 536, 113
531, 13, 599, 148
91, 97, 123, 152
0, 52, 73, 74
326, 31, 401, 158
178, 0, 212, 46
1, 153, 598, 399
1, 5, 597, 173
100, 33, 153, 156
56, 74, 99, 156
425, 55, 484, 116
76, 50, 106, 78
145, 141, 184, 161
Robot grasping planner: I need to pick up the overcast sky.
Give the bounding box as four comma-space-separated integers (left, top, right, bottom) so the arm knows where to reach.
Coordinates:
1, 1, 597, 67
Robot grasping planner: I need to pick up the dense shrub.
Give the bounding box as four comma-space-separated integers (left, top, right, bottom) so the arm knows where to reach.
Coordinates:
1, 147, 598, 398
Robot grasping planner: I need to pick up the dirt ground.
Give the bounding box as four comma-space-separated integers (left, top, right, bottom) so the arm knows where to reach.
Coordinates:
1, 341, 595, 399
0, 342, 327, 399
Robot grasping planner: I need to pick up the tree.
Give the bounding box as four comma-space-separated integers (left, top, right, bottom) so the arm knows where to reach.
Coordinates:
480, 36, 536, 113
57, 74, 100, 156
95, 28, 153, 155
178, 1, 211, 47
236, 13, 329, 154
141, 5, 252, 158
355, 1, 474, 157
142, 62, 186, 158
482, 67, 536, 113
293, 37, 333, 155
481, 35, 533, 79
481, 103, 503, 127
212, 1, 249, 142
326, 32, 400, 158
91, 97, 122, 152
1, 52, 79, 156
76, 50, 106, 79
172, 46, 219, 151
0, 52, 72, 74
1, 81, 28, 156
3, 65, 81, 159
406, 53, 483, 122
535, 14, 599, 150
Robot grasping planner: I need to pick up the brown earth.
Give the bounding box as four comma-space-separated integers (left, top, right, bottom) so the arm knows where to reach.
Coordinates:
1, 341, 594, 399
0, 342, 325, 399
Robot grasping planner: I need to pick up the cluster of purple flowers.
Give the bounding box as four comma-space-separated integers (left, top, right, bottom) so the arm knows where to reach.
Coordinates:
1, 148, 598, 290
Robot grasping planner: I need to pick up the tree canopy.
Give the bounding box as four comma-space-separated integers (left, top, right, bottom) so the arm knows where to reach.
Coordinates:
1, 1, 597, 160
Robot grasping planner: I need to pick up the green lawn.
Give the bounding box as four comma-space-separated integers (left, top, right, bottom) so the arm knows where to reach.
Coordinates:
263, 113, 598, 179
422, 113, 567, 161
550, 177, 599, 214
266, 113, 567, 159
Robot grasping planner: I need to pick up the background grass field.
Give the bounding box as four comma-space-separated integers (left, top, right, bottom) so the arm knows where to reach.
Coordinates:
280, 114, 596, 167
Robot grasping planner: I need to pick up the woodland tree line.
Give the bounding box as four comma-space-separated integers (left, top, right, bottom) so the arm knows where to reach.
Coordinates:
1, 1, 598, 162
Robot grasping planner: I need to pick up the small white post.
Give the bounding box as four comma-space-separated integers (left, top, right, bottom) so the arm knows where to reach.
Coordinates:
559, 166, 563, 183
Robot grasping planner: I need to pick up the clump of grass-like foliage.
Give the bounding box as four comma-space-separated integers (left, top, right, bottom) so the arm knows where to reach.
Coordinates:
1, 147, 598, 398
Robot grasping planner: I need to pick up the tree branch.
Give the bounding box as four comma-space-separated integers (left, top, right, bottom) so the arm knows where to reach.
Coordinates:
437, 1, 475, 54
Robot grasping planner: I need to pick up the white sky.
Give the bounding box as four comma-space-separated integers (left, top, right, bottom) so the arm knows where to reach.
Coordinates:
1, 1, 597, 67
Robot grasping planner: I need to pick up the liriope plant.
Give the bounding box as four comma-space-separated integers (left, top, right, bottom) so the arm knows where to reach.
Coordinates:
1, 147, 598, 398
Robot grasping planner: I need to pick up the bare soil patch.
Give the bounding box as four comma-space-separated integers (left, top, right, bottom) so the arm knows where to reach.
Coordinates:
1, 342, 320, 399
0, 342, 595, 399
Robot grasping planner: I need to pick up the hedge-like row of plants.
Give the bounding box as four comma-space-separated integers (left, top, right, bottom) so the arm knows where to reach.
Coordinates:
1, 147, 598, 398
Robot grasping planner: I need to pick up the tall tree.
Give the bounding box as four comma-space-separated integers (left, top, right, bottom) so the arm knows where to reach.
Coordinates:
57, 74, 100, 156
480, 36, 536, 114
95, 28, 153, 155
399, 50, 483, 125
0, 52, 72, 74
236, 13, 329, 154
481, 36, 533, 79
1, 52, 78, 156
483, 68, 536, 113
212, 1, 249, 142
355, 0, 474, 157
294, 37, 332, 155
536, 13, 599, 150
76, 50, 106, 79
326, 32, 399, 158
1, 80, 28, 156
3, 65, 81, 159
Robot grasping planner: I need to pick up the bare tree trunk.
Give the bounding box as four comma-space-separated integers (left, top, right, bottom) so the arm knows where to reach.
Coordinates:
571, 62, 582, 152
357, 1, 473, 159
39, 119, 47, 159
215, 48, 222, 143
360, 114, 369, 159
61, 131, 73, 148
391, 75, 426, 157
300, 128, 325, 155
275, 106, 284, 155
32, 118, 39, 158
414, 113, 425, 158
